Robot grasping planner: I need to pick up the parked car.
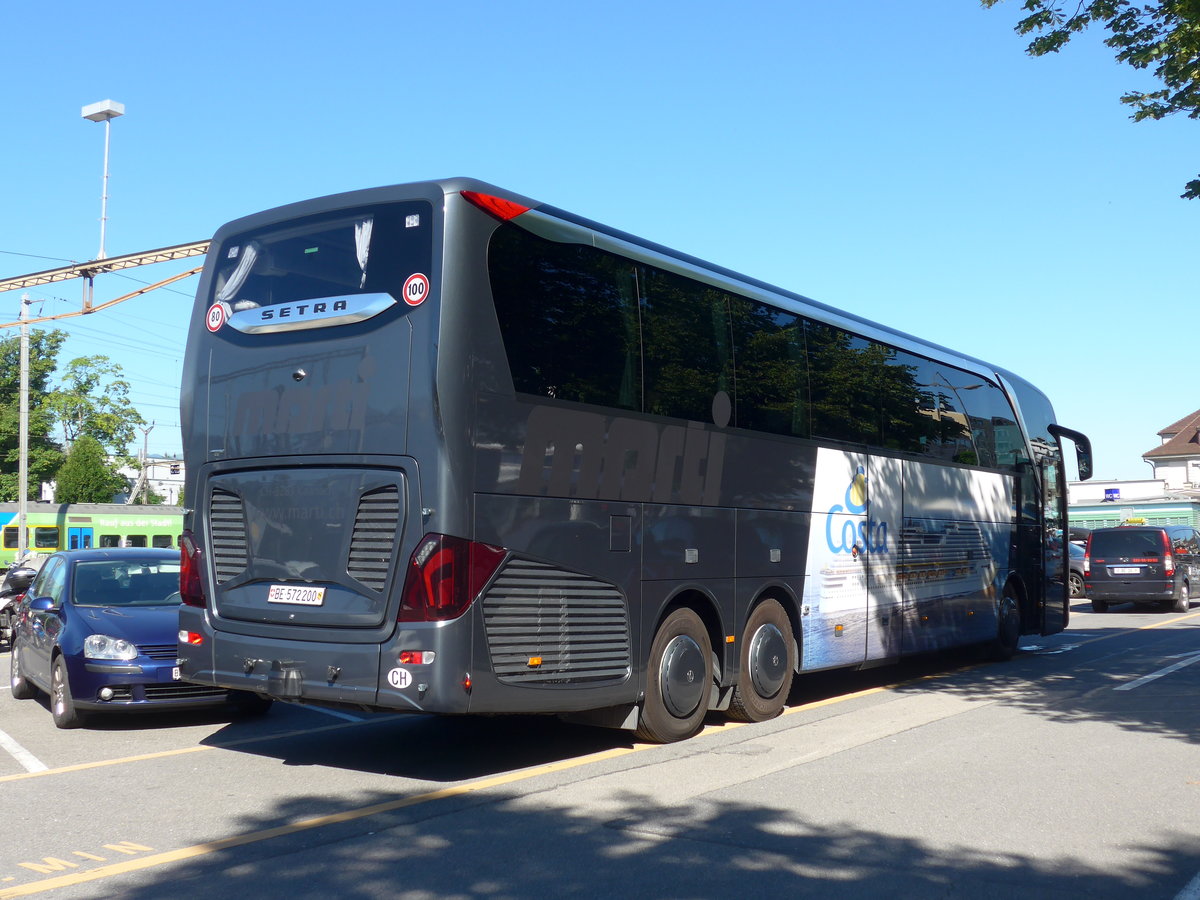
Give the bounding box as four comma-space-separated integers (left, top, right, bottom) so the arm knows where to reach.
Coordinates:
1084, 525, 1199, 614
1068, 543, 1085, 599
8, 548, 272, 728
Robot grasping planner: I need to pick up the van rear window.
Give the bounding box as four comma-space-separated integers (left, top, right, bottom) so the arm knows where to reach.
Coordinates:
1090, 530, 1162, 558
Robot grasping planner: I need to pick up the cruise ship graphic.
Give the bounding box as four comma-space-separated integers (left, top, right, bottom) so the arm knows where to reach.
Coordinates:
813, 520, 996, 607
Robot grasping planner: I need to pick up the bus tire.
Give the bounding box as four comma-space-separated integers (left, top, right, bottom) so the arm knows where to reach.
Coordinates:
990, 586, 1021, 661
635, 607, 713, 743
10, 644, 36, 700
728, 599, 794, 723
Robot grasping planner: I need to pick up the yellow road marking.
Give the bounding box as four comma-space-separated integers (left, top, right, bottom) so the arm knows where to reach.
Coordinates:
2, 611, 1194, 896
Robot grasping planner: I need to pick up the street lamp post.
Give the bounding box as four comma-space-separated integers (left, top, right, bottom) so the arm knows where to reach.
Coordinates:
81, 99, 125, 261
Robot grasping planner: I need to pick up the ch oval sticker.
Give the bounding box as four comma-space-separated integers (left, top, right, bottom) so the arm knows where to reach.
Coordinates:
388, 667, 413, 689
402, 273, 430, 307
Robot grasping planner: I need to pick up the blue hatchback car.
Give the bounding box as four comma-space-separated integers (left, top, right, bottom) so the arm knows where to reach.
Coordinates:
8, 548, 272, 728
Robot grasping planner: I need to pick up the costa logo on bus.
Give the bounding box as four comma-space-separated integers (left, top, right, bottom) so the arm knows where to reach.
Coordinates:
402, 273, 430, 307
825, 464, 890, 556
205, 301, 230, 332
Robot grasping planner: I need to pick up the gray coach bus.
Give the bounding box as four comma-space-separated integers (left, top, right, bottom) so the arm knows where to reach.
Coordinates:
178, 178, 1092, 742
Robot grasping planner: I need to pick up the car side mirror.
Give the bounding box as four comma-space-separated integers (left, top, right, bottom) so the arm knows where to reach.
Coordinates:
29, 597, 56, 613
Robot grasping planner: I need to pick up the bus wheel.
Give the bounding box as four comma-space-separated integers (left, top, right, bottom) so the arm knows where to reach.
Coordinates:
635, 607, 713, 743
990, 587, 1021, 661
728, 599, 794, 723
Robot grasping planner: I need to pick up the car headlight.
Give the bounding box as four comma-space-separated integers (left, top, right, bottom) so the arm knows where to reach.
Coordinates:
83, 634, 138, 661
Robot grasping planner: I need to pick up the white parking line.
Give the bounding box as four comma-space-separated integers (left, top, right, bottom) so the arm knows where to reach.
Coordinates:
0, 726, 47, 773
1114, 651, 1200, 692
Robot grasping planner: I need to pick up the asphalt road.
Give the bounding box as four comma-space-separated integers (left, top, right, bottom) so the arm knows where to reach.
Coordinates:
1, 599, 1198, 900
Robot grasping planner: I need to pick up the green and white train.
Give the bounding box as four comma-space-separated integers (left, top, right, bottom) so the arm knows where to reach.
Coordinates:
0, 503, 183, 569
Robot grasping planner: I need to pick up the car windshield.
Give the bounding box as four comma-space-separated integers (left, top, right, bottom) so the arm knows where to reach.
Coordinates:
71, 560, 182, 607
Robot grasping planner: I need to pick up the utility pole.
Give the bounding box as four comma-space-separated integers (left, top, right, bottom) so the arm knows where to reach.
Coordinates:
17, 294, 30, 559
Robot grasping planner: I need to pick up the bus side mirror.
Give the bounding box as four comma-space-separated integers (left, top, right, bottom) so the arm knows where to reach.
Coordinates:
1049, 424, 1093, 482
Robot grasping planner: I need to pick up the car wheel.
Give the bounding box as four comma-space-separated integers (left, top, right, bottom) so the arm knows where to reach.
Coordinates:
1090, 598, 1108, 613
10, 644, 36, 700
1172, 582, 1190, 614
728, 599, 794, 723
51, 657, 84, 729
635, 607, 713, 743
1068, 572, 1084, 599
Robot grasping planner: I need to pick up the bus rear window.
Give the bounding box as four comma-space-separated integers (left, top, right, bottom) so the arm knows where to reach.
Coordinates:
211, 202, 432, 313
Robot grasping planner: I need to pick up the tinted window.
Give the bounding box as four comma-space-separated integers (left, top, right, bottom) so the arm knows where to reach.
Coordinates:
806, 322, 881, 445
641, 269, 733, 422
730, 299, 808, 437
34, 527, 58, 549
1089, 530, 1164, 558
3, 527, 16, 549
210, 202, 431, 310
490, 225, 641, 410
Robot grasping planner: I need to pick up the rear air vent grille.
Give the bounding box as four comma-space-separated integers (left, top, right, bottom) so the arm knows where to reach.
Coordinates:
209, 489, 248, 583
482, 559, 631, 685
346, 486, 400, 592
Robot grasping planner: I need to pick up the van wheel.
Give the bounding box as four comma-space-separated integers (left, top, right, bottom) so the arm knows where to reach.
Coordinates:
728, 599, 794, 723
635, 608, 712, 743
1090, 598, 1108, 613
1172, 582, 1190, 614
10, 645, 36, 700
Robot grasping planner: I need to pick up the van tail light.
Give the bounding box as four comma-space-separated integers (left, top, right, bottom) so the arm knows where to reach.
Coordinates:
180, 530, 208, 608
1161, 530, 1175, 577
1083, 535, 1092, 575
398, 534, 507, 622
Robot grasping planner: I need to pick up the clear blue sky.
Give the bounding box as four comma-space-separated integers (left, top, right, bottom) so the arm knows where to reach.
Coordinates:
2, 1, 1195, 478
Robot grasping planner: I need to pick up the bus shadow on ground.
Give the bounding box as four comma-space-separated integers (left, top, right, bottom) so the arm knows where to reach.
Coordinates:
61, 785, 1200, 900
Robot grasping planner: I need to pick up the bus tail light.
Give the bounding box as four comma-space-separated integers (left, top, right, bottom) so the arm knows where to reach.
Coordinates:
461, 191, 530, 222
398, 534, 507, 622
180, 530, 207, 608
1161, 530, 1175, 577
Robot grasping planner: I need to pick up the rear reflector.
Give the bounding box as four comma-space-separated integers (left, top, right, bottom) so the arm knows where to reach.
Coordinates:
461, 191, 529, 221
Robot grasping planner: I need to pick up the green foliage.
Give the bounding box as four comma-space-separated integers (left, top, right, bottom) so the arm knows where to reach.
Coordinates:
983, 0, 1200, 198
0, 330, 66, 501
53, 435, 128, 504
48, 355, 146, 463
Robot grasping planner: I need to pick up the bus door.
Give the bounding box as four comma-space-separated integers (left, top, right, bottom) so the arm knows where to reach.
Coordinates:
865, 456, 904, 661
1040, 456, 1067, 634
68, 527, 93, 550
802, 448, 870, 671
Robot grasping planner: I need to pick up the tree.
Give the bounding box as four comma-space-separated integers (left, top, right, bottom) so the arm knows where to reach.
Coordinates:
983, 0, 1200, 198
0, 329, 66, 501
53, 435, 127, 504
48, 355, 146, 463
